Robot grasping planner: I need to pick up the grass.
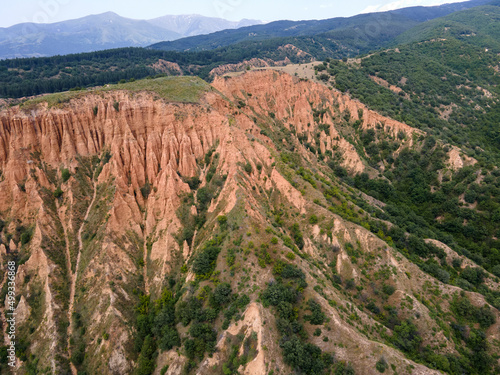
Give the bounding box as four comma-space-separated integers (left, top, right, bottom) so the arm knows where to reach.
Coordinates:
20, 76, 212, 109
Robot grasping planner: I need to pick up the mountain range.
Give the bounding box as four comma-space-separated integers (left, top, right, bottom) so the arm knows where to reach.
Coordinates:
0, 12, 262, 59
149, 0, 492, 52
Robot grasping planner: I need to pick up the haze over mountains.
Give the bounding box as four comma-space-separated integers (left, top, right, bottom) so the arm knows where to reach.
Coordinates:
0, 12, 262, 59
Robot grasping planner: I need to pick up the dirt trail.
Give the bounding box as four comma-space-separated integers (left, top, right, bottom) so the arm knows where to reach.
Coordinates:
66, 179, 97, 375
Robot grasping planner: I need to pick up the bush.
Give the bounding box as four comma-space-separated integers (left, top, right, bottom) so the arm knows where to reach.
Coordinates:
290, 223, 304, 249
309, 215, 318, 224
460, 267, 485, 286
262, 282, 298, 307
185, 176, 201, 190
197, 187, 213, 212
70, 343, 86, 366
20, 230, 33, 246
192, 241, 221, 279
318, 73, 330, 82
376, 357, 388, 373
304, 299, 326, 325
217, 215, 228, 227
382, 284, 396, 296
211, 283, 232, 306
53, 187, 63, 198
280, 337, 331, 374
492, 265, 500, 278
136, 335, 156, 375
61, 168, 71, 182
274, 262, 306, 281
422, 262, 450, 284
140, 181, 152, 199
452, 258, 463, 269
392, 320, 422, 355
186, 323, 217, 359
244, 163, 253, 174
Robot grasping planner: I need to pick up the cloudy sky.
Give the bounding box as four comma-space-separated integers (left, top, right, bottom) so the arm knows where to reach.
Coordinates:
1, 0, 467, 27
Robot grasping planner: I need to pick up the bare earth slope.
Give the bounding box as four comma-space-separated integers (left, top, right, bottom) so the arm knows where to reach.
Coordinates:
0, 71, 498, 374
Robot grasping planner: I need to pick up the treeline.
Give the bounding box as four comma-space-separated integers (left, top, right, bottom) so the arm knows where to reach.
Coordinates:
0, 40, 315, 99
0, 15, 426, 100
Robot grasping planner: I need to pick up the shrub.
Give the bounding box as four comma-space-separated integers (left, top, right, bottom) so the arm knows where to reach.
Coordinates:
392, 320, 422, 355
290, 223, 304, 249
382, 284, 396, 296
244, 163, 253, 174
376, 357, 388, 373
217, 215, 228, 227
185, 176, 201, 190
345, 279, 355, 289
262, 282, 298, 307
20, 229, 33, 246
452, 258, 463, 269
492, 265, 500, 278
192, 241, 221, 279
140, 181, 152, 199
304, 299, 326, 325
196, 187, 213, 212
211, 283, 233, 306
309, 215, 319, 224
53, 187, 63, 198
61, 168, 71, 182
460, 267, 485, 286
186, 323, 217, 359
280, 337, 331, 374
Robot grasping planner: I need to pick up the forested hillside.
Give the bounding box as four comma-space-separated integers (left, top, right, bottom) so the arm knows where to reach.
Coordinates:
0, 0, 493, 99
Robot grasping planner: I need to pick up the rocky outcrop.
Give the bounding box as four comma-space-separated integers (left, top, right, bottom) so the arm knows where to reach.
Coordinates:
209, 57, 291, 77
213, 70, 422, 172
151, 59, 183, 75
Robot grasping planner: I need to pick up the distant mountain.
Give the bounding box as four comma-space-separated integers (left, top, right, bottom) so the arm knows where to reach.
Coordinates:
147, 14, 262, 37
0, 12, 180, 59
0, 12, 261, 59
149, 0, 491, 52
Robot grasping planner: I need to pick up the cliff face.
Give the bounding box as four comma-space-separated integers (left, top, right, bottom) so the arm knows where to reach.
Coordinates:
0, 71, 498, 375
213, 70, 421, 174
0, 78, 281, 374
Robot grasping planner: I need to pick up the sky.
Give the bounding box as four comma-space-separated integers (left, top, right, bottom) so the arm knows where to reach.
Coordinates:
1, 0, 468, 27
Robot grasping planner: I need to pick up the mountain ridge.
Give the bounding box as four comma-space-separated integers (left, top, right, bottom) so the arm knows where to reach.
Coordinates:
0, 12, 262, 59
148, 0, 492, 52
